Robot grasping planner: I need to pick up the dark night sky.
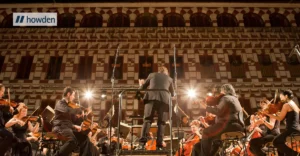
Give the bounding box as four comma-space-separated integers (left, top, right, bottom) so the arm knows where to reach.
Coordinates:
0, 0, 299, 3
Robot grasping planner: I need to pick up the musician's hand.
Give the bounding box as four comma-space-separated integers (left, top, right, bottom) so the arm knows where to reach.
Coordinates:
199, 116, 206, 124
92, 123, 99, 129
254, 127, 263, 133
74, 125, 81, 132
138, 79, 145, 86
162, 141, 166, 147
9, 106, 14, 113
256, 119, 264, 125
17, 119, 25, 126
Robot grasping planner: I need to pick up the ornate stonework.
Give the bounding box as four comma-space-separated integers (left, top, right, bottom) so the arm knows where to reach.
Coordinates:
1, 2, 300, 123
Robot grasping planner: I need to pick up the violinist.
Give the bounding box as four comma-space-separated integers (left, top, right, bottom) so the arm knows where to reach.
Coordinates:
192, 84, 244, 156
72, 103, 100, 156
263, 89, 300, 156
0, 84, 25, 156
5, 104, 40, 156
52, 86, 85, 156
98, 127, 122, 156
177, 120, 201, 156
247, 99, 280, 156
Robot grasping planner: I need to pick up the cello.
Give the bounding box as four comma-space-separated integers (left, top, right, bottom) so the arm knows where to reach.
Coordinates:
175, 134, 201, 156
175, 120, 201, 156
145, 132, 160, 150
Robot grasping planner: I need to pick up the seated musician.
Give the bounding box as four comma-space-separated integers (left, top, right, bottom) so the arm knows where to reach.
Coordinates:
0, 84, 25, 155
191, 84, 245, 156
176, 120, 201, 156
263, 89, 300, 156
5, 104, 40, 156
72, 105, 100, 156
52, 86, 89, 156
98, 127, 123, 156
248, 99, 280, 156
145, 132, 166, 150
180, 116, 190, 127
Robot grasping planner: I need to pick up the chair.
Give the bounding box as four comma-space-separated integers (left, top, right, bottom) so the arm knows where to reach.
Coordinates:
35, 132, 62, 156
218, 131, 245, 156
264, 142, 278, 156
286, 133, 300, 153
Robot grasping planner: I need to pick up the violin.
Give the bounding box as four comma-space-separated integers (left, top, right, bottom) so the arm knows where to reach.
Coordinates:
110, 136, 124, 144
205, 93, 225, 106
0, 99, 19, 107
68, 102, 82, 109
29, 132, 41, 138
204, 113, 216, 125
259, 96, 284, 115
21, 116, 40, 122
91, 125, 100, 135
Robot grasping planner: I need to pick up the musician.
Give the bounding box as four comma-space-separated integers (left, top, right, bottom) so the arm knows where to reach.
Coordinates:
0, 84, 25, 156
248, 99, 280, 156
180, 116, 189, 127
5, 104, 40, 156
264, 89, 300, 156
192, 84, 244, 156
136, 65, 175, 150
72, 106, 100, 156
176, 120, 201, 156
98, 127, 121, 156
145, 132, 166, 150
52, 86, 86, 156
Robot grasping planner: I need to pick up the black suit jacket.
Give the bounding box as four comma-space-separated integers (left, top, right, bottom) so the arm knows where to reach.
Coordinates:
206, 95, 243, 125
140, 73, 175, 105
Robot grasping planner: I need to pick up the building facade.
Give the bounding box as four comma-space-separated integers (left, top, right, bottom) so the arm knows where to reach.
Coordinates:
1, 3, 300, 125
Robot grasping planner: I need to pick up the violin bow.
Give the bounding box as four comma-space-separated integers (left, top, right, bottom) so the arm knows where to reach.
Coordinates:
274, 89, 278, 104
24, 106, 40, 123
177, 105, 190, 119
7, 88, 10, 105
77, 90, 81, 107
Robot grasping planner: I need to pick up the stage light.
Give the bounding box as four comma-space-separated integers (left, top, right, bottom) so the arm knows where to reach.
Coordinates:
84, 90, 93, 99
207, 92, 213, 96
187, 89, 196, 98
101, 90, 107, 99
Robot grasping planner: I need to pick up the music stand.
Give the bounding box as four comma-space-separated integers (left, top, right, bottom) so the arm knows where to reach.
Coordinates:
129, 115, 143, 150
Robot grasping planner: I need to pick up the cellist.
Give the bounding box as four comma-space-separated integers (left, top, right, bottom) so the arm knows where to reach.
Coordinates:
248, 98, 280, 156
176, 120, 201, 156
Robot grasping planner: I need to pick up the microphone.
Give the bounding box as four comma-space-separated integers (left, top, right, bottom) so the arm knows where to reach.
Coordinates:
289, 44, 300, 58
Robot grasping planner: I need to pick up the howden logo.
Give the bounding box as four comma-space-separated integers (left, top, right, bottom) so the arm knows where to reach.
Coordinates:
15, 16, 25, 23
13, 13, 57, 26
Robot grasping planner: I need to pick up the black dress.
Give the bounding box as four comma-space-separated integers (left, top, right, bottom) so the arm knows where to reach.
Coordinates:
273, 111, 300, 156
11, 122, 32, 156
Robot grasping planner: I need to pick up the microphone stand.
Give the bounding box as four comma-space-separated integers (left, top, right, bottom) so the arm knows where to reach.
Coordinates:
173, 45, 180, 156
109, 45, 120, 155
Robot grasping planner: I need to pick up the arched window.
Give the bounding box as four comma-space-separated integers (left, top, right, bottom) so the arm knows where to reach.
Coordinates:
217, 13, 239, 27
190, 13, 212, 27
163, 13, 185, 27
269, 13, 291, 27
80, 13, 103, 27
243, 13, 265, 27
58, 13, 75, 27
107, 13, 130, 27
1, 14, 13, 28
135, 13, 158, 27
